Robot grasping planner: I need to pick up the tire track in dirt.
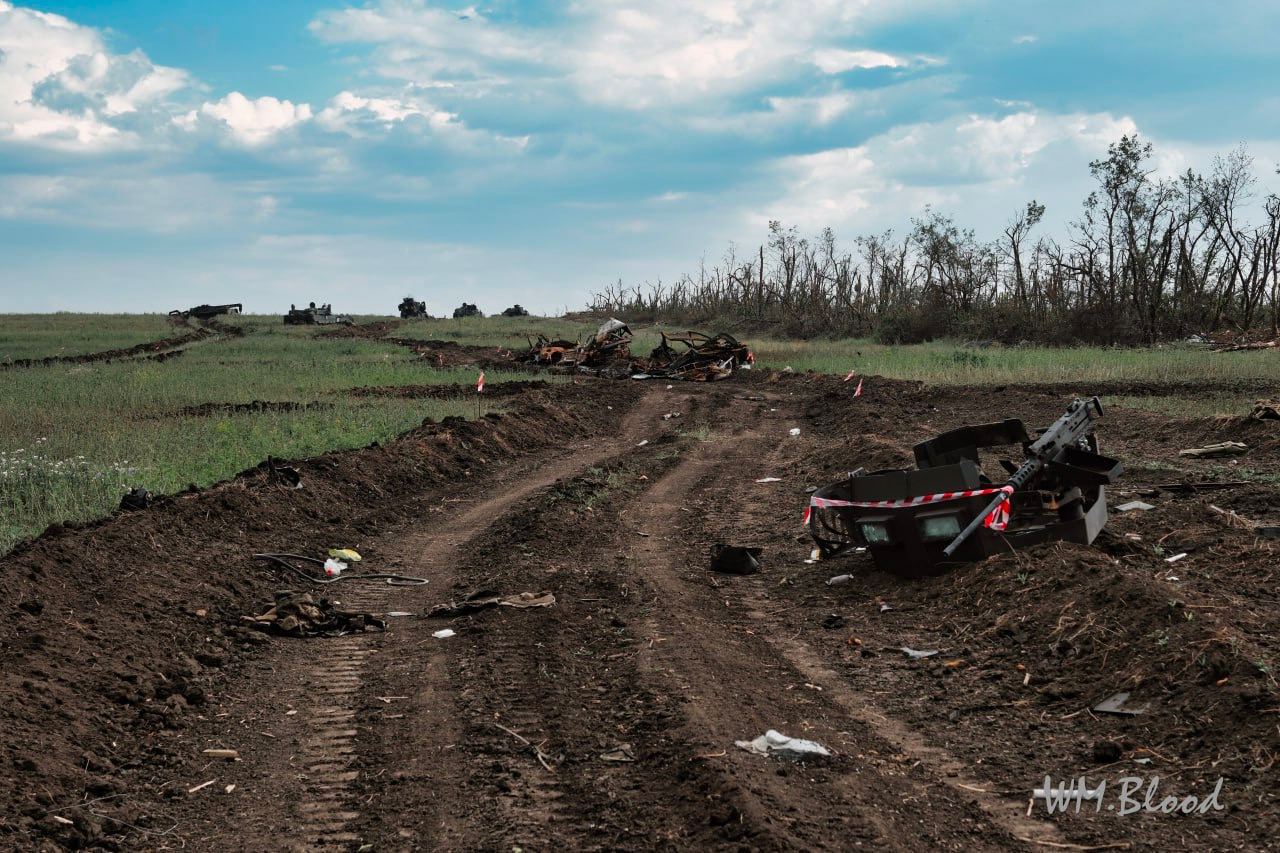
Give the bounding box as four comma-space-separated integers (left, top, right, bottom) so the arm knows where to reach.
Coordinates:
317, 387, 679, 849
618, 388, 1047, 850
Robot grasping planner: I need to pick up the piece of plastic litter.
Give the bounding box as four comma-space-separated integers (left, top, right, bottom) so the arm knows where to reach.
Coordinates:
826, 574, 853, 586
432, 629, 456, 639
734, 730, 831, 759
323, 558, 347, 578
900, 647, 938, 659
1165, 552, 1187, 563
1116, 501, 1155, 512
328, 548, 362, 562
755, 477, 782, 483
788, 428, 801, 436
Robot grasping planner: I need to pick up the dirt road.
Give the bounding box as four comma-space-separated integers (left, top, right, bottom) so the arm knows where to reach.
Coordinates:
3, 374, 1277, 850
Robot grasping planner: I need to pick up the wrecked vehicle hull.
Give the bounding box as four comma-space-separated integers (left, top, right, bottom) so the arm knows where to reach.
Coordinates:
518, 319, 753, 381
808, 400, 1123, 577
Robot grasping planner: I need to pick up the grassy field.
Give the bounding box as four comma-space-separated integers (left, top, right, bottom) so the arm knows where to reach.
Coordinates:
0, 315, 531, 552
1, 311, 1274, 553
0, 313, 178, 362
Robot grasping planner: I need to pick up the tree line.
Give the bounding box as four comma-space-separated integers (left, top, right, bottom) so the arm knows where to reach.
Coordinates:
590, 136, 1280, 345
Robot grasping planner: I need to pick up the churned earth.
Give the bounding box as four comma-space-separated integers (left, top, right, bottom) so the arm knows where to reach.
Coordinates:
2, 365, 1277, 851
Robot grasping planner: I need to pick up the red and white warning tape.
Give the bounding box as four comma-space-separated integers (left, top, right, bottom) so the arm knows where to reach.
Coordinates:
804, 484, 1014, 531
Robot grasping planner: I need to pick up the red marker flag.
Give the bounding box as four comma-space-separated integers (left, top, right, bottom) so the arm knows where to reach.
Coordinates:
843, 368, 856, 382
476, 371, 485, 393
853, 378, 863, 397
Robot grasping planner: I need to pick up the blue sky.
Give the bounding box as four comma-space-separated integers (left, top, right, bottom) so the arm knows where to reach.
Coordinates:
3, 1, 1280, 315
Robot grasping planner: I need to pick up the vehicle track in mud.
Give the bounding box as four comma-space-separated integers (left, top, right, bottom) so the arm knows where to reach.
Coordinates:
4, 371, 1277, 851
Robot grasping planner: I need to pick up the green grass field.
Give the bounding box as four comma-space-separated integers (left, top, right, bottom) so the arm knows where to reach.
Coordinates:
1, 311, 1274, 553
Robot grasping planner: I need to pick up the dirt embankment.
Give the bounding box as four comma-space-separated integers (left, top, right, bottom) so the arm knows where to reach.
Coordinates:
0, 381, 641, 849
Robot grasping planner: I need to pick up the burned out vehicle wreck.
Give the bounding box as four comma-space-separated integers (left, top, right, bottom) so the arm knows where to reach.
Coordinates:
519, 319, 754, 381
807, 397, 1123, 577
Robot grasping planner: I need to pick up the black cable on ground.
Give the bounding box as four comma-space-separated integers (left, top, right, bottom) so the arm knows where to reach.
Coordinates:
252, 553, 429, 586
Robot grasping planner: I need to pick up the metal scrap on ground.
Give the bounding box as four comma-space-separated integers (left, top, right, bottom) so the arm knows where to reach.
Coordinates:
808, 397, 1124, 575
518, 318, 753, 381
241, 591, 385, 637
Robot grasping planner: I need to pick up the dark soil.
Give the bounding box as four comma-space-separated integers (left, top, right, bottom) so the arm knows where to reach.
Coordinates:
2, 366, 1277, 851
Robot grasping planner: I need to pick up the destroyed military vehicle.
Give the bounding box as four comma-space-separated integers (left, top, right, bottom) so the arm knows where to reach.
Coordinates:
519, 319, 753, 381
283, 303, 353, 326
398, 297, 429, 319
169, 303, 243, 321
452, 303, 483, 319
807, 397, 1122, 577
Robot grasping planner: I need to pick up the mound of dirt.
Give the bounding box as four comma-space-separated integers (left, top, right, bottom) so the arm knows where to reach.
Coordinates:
0, 380, 642, 848
319, 321, 402, 340
350, 380, 548, 400
382, 337, 515, 368
0, 327, 223, 370
172, 400, 332, 418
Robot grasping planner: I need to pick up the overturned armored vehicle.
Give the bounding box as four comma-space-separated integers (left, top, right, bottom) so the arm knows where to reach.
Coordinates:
170, 303, 243, 321
807, 398, 1122, 577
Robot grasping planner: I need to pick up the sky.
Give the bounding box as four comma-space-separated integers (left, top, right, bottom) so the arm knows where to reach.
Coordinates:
3, 1, 1280, 315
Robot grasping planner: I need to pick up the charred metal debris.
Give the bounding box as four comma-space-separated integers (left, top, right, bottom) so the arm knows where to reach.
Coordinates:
807, 397, 1124, 576
518, 318, 754, 381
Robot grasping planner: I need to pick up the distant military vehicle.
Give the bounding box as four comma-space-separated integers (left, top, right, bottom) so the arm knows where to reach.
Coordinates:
398, 297, 429, 319
452, 302, 483, 319
501, 304, 530, 317
283, 302, 353, 326
170, 303, 243, 321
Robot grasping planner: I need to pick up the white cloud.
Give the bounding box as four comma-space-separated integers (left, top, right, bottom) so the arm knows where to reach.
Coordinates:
0, 1, 188, 149
760, 110, 1139, 233
311, 0, 939, 110
178, 92, 313, 146
315, 90, 457, 136
811, 48, 907, 73
1013, 34, 1039, 44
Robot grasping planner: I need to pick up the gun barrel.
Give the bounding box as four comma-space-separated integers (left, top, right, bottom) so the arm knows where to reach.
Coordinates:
942, 490, 1009, 557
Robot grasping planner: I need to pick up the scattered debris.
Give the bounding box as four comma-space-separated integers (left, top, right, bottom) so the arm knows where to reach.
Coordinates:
267, 458, 303, 489
119, 487, 151, 511
755, 477, 782, 483
329, 548, 362, 562
708, 545, 762, 575
202, 749, 239, 760
426, 590, 557, 618
788, 427, 801, 437
826, 574, 853, 586
1250, 400, 1280, 421
241, 591, 386, 637
599, 744, 636, 763
877, 600, 894, 612
253, 553, 428, 586
808, 397, 1122, 575
283, 302, 353, 326
1116, 500, 1154, 512
517, 319, 753, 381
1179, 441, 1248, 459
1093, 691, 1148, 716
1165, 552, 1188, 563
822, 613, 845, 629
1214, 337, 1278, 352
662, 411, 682, 420
734, 730, 831, 759
323, 558, 347, 578
432, 629, 457, 639
188, 780, 217, 795
900, 647, 938, 659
